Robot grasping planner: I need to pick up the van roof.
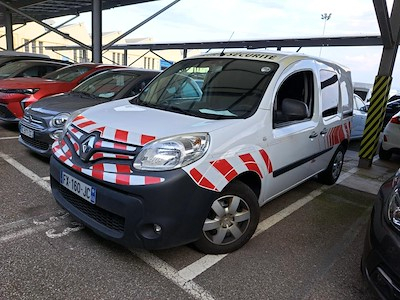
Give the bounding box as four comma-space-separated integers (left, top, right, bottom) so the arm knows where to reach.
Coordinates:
194, 50, 350, 73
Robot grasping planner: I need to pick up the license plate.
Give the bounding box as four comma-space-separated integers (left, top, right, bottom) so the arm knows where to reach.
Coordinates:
60, 171, 96, 204
20, 125, 34, 138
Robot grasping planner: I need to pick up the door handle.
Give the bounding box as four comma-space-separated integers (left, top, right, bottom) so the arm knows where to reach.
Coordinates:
320, 128, 328, 135
309, 132, 318, 139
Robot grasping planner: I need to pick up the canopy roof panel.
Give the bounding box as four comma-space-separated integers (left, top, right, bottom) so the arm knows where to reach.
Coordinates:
0, 0, 156, 25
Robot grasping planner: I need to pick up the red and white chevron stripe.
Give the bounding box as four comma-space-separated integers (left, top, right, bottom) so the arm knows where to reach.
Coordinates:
72, 115, 156, 146
187, 148, 273, 192
324, 121, 350, 148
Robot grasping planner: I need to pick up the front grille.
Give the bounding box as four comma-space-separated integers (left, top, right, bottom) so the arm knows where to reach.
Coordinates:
54, 180, 125, 233
23, 114, 45, 127
0, 104, 16, 119
20, 134, 49, 151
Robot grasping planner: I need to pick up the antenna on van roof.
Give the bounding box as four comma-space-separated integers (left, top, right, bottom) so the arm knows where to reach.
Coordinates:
220, 31, 235, 56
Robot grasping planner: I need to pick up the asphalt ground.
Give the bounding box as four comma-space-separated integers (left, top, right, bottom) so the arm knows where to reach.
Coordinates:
1, 121, 399, 300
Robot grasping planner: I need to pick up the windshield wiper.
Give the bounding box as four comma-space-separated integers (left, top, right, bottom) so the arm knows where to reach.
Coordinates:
70, 91, 98, 99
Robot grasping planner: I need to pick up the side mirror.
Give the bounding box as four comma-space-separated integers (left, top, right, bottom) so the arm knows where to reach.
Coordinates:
281, 98, 309, 121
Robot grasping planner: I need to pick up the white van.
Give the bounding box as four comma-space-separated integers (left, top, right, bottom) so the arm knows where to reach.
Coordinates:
50, 51, 353, 254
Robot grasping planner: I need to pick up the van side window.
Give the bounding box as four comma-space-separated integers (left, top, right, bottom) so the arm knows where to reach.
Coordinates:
320, 70, 339, 117
273, 71, 314, 127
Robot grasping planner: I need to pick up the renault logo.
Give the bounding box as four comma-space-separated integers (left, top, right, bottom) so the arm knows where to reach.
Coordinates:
79, 134, 97, 161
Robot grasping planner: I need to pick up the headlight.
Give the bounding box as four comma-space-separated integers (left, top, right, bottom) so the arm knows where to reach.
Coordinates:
133, 133, 210, 171
61, 109, 86, 140
388, 188, 400, 231
50, 112, 71, 127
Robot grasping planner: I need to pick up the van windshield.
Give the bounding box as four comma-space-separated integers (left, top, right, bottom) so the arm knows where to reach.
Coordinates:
135, 57, 278, 119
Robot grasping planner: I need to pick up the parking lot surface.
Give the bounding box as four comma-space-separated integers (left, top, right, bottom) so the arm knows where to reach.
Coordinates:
1, 121, 399, 300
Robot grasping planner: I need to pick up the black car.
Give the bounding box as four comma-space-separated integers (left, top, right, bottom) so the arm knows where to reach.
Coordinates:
0, 59, 69, 79
19, 68, 160, 157
384, 97, 400, 127
361, 168, 400, 299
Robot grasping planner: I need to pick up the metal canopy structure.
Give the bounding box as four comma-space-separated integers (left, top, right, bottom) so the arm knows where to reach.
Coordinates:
47, 35, 385, 51
0, 0, 156, 25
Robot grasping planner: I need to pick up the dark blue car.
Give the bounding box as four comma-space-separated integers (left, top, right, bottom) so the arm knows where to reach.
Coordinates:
362, 168, 400, 299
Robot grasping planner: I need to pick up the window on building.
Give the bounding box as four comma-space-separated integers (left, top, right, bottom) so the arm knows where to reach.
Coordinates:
144, 57, 147, 69
32, 41, 36, 53
152, 58, 155, 69
39, 41, 44, 54
79, 50, 87, 63
23, 39, 29, 52
73, 50, 77, 62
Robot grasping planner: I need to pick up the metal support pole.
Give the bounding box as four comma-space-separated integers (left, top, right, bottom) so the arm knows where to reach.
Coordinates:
92, 0, 102, 63
0, 0, 91, 50
4, 8, 13, 50
358, 0, 400, 168
182, 48, 188, 58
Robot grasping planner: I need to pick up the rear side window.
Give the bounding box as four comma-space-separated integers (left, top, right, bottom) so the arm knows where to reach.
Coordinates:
44, 65, 91, 82
320, 70, 339, 117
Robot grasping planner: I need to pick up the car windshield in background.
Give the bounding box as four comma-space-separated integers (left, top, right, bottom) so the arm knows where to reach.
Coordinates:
136, 58, 278, 119
72, 71, 138, 99
43, 65, 92, 82
0, 61, 29, 78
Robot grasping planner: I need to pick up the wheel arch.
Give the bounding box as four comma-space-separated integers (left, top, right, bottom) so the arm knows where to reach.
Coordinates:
230, 171, 262, 199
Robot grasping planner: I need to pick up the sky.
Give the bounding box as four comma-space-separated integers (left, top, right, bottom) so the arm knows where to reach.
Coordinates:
53, 0, 399, 90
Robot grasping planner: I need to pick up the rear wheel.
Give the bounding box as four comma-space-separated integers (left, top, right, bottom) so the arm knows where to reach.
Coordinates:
378, 144, 392, 160
318, 145, 344, 185
193, 181, 260, 254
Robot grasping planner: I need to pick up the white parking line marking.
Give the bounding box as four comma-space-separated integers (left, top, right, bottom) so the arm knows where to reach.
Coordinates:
46, 222, 85, 238
133, 249, 216, 300
33, 211, 69, 225
0, 150, 215, 299
0, 151, 51, 192
0, 148, 365, 299
0, 136, 19, 140
178, 254, 227, 281
177, 167, 359, 281
41, 176, 50, 181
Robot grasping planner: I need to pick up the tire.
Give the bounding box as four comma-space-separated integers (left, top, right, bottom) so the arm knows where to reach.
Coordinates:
318, 145, 344, 185
378, 144, 392, 160
193, 181, 260, 254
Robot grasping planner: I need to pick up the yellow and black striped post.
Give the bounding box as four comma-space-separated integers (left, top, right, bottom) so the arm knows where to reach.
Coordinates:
358, 75, 392, 168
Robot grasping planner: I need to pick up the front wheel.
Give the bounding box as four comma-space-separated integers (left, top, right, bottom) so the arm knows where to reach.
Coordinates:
317, 145, 344, 185
193, 181, 260, 254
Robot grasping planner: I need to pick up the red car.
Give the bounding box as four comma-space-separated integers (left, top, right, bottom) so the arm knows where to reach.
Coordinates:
0, 63, 125, 122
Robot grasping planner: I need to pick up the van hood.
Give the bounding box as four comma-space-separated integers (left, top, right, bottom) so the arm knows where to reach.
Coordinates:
77, 99, 237, 142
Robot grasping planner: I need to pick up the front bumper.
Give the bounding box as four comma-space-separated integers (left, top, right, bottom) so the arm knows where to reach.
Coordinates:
0, 103, 19, 122
50, 156, 218, 250
361, 181, 400, 299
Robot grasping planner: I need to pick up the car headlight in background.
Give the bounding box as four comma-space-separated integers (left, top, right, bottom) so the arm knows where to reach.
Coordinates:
388, 169, 400, 231
133, 133, 210, 171
50, 112, 71, 127
61, 109, 86, 140
388, 188, 400, 231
